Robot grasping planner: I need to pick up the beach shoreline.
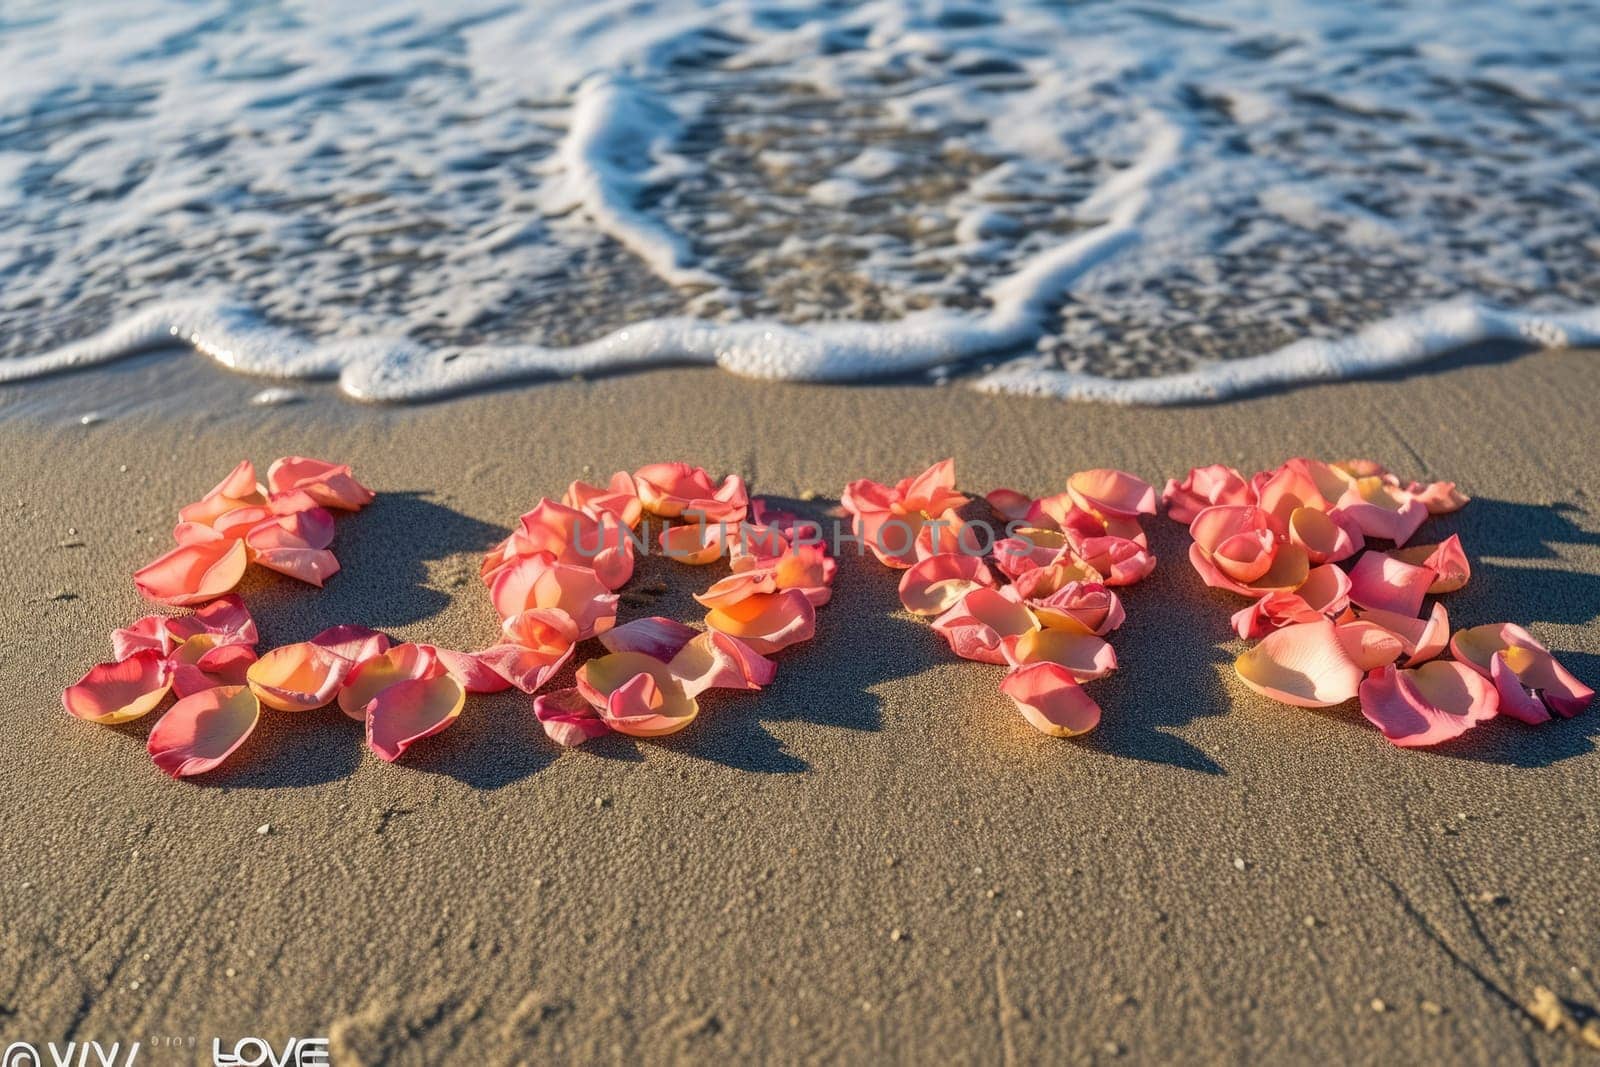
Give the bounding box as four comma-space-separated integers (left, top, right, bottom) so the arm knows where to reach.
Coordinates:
3, 348, 1598, 1062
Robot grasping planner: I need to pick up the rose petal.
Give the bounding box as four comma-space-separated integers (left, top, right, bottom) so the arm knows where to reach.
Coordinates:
489, 556, 617, 638
1358, 662, 1498, 748
472, 610, 576, 695
1348, 552, 1436, 616
985, 488, 1034, 522
602, 672, 700, 738
1229, 565, 1352, 639
337, 643, 446, 720
1235, 619, 1364, 707
1287, 507, 1361, 564
266, 456, 374, 510
1490, 651, 1552, 725
999, 662, 1102, 737
1355, 603, 1450, 666
170, 638, 259, 698
1161, 465, 1254, 525
634, 463, 747, 522
563, 471, 643, 527
1066, 469, 1156, 518
365, 674, 466, 761
930, 587, 1037, 664
1334, 620, 1406, 671
63, 651, 172, 723
660, 521, 730, 565
1453, 624, 1593, 720
177, 460, 266, 526
993, 529, 1072, 580
668, 631, 777, 698
1001, 628, 1117, 680
252, 546, 341, 587
898, 553, 996, 616
1405, 480, 1469, 514
111, 614, 176, 660
1070, 535, 1156, 587
1027, 582, 1125, 636
914, 509, 986, 563
246, 641, 351, 711
1391, 535, 1470, 594
1334, 477, 1429, 545
1256, 461, 1344, 529
576, 653, 699, 737
431, 647, 514, 694
309, 624, 391, 665
1005, 556, 1103, 600
147, 685, 261, 777
1188, 540, 1309, 597
599, 616, 701, 661
506, 499, 636, 590
533, 687, 612, 747
703, 588, 816, 655
133, 538, 249, 606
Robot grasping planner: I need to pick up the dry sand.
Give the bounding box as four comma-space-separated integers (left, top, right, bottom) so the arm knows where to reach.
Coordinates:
2, 347, 1598, 1064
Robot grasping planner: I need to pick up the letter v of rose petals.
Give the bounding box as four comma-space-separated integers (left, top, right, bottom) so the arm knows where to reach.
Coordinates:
898, 553, 996, 616
365, 674, 466, 762
534, 687, 612, 747
147, 685, 261, 777
63, 650, 171, 723
1000, 662, 1102, 737
1235, 619, 1364, 707
1358, 661, 1498, 748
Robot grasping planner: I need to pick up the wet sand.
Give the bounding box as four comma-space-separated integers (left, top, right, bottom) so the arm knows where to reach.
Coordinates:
2, 347, 1597, 1063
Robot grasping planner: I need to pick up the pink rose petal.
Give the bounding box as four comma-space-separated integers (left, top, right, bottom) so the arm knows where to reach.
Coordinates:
599, 616, 701, 661
365, 674, 466, 762
1235, 619, 1364, 708
668, 631, 777, 698
63, 651, 172, 723
147, 685, 261, 777
898, 553, 996, 616
999, 662, 1102, 737
1348, 551, 1436, 616
1359, 661, 1498, 748
534, 687, 612, 747
931, 587, 1037, 665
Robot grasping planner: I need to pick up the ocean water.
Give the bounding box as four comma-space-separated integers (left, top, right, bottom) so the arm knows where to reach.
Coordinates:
2, 0, 1598, 403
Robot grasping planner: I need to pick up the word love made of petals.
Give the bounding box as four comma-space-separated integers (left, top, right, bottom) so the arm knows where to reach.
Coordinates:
61, 456, 1592, 780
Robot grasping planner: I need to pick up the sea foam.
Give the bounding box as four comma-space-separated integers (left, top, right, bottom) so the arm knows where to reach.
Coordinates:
2, 1, 1596, 403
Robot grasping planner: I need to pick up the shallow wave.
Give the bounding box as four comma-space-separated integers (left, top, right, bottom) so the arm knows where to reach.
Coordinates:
1, 0, 1597, 401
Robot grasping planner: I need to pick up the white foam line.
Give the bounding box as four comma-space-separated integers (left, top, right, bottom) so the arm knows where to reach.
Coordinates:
975, 302, 1600, 404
